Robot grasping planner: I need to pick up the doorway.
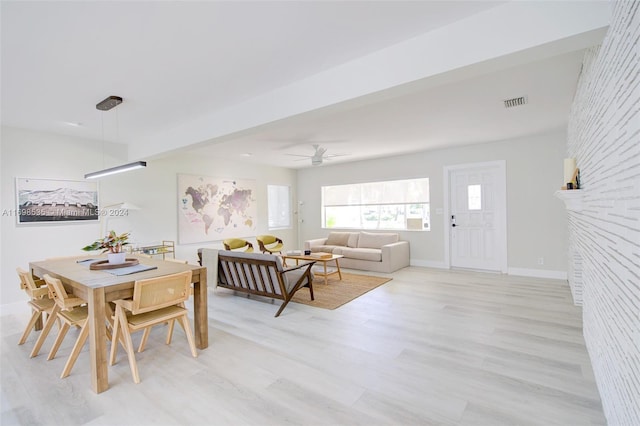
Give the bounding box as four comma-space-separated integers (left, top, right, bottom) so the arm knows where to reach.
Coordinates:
444, 161, 507, 272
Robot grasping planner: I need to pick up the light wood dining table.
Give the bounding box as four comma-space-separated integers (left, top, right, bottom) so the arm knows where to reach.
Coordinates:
29, 255, 208, 393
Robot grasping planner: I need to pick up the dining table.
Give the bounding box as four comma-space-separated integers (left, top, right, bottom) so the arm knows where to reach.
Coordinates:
29, 254, 208, 393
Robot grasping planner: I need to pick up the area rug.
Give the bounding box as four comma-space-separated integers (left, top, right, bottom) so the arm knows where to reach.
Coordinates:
291, 272, 392, 310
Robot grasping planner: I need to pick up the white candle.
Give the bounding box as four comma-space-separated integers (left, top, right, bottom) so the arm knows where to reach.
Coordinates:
564, 158, 576, 184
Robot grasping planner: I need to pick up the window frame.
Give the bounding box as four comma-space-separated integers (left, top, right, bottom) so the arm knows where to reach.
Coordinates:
321, 178, 430, 231
267, 184, 292, 230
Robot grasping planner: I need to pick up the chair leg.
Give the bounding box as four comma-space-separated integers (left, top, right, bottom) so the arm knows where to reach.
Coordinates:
178, 314, 198, 358
166, 301, 184, 345
60, 320, 89, 378
140, 319, 177, 351
274, 272, 314, 317
47, 323, 70, 360
18, 309, 41, 345
104, 301, 115, 334
307, 278, 314, 301
30, 305, 60, 358
138, 327, 152, 353
166, 320, 176, 345
109, 307, 121, 366
274, 297, 292, 317
172, 316, 190, 344
116, 306, 140, 383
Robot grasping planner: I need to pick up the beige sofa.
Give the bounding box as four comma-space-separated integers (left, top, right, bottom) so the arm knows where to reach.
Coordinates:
304, 231, 409, 273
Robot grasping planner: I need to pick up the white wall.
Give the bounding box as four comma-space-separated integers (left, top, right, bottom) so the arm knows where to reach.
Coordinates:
1, 126, 127, 305
297, 129, 569, 276
566, 1, 640, 424
0, 127, 297, 306
102, 152, 298, 264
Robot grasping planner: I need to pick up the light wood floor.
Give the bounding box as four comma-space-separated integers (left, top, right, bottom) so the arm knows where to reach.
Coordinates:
1, 267, 606, 425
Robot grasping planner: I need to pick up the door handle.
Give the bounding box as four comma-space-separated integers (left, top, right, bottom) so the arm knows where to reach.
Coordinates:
451, 215, 456, 228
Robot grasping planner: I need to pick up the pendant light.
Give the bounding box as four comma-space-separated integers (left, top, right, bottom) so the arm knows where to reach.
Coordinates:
84, 96, 147, 179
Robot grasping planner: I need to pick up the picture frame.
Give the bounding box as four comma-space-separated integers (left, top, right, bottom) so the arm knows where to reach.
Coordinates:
177, 173, 256, 244
14, 177, 99, 224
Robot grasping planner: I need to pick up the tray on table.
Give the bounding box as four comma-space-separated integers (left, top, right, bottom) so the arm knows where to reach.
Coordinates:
89, 258, 140, 270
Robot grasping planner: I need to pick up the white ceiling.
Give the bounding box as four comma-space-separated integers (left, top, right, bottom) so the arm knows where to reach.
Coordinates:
1, 1, 608, 169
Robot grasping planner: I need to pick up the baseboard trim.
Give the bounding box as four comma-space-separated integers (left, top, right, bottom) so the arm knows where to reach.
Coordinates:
407, 262, 567, 280
410, 260, 447, 269
508, 267, 567, 280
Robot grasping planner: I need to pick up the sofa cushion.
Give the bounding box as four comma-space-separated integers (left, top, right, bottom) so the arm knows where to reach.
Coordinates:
357, 232, 399, 249
325, 232, 351, 246
312, 245, 340, 253
340, 247, 382, 262
347, 232, 360, 248
282, 268, 314, 292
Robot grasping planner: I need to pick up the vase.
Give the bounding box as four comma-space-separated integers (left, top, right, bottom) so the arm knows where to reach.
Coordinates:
107, 252, 126, 264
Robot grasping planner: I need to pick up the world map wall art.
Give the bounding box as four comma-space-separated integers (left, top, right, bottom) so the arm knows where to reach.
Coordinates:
177, 174, 257, 244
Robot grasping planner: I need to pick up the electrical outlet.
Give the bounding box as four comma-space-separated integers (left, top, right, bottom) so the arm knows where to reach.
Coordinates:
537, 257, 544, 265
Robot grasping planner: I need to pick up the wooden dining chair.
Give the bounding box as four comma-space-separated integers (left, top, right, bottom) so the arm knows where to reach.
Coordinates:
17, 268, 57, 346
31, 274, 91, 379
138, 257, 190, 351
110, 270, 197, 383
44, 275, 90, 376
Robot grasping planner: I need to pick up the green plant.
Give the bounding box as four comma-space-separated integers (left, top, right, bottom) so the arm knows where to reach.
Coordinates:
82, 230, 130, 253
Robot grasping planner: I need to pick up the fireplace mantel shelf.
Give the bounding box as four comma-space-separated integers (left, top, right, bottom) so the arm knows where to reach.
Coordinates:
554, 190, 583, 211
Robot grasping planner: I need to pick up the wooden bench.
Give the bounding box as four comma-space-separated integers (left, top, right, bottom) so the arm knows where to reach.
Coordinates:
217, 250, 315, 317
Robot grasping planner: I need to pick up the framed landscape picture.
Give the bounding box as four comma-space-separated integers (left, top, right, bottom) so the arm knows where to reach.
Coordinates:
14, 177, 99, 224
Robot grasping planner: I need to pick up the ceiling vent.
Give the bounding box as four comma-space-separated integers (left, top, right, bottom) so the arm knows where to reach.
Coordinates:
503, 96, 528, 109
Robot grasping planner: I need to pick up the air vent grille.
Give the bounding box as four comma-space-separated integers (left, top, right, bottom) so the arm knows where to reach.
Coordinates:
503, 96, 528, 108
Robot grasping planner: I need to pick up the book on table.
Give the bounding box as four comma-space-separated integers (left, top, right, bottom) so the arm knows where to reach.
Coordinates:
309, 252, 333, 259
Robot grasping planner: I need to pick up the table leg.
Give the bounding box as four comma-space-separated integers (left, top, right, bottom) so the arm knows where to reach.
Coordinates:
193, 269, 209, 349
335, 258, 343, 280
323, 261, 328, 285
88, 287, 108, 393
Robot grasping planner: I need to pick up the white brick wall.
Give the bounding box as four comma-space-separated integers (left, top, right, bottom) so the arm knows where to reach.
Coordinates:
566, 1, 640, 424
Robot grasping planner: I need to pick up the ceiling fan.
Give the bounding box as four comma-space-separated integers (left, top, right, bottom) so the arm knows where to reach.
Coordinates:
286, 144, 348, 166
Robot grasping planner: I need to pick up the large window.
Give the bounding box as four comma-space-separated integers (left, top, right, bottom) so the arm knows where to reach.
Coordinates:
322, 178, 430, 231
267, 185, 291, 229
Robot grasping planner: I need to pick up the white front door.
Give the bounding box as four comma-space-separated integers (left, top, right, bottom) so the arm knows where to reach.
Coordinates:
445, 161, 507, 272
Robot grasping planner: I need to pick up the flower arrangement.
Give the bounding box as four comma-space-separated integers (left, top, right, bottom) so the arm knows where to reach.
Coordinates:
82, 230, 130, 253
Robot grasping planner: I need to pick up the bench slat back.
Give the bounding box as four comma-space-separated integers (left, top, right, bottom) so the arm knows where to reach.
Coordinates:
218, 252, 287, 299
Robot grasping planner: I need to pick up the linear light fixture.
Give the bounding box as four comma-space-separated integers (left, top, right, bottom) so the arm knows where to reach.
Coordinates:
85, 95, 148, 180
84, 161, 147, 179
